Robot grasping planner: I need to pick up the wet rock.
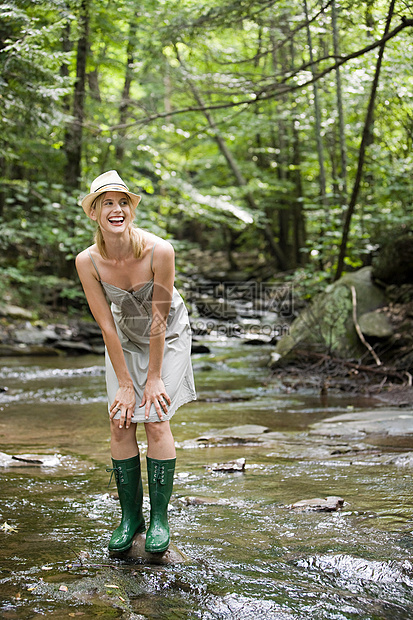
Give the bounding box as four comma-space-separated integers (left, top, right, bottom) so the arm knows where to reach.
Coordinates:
55, 340, 94, 354
198, 392, 254, 403
0, 343, 60, 356
383, 452, 413, 467
191, 342, 211, 354
289, 496, 344, 512
273, 266, 386, 361
0, 319, 104, 356
74, 321, 103, 338
310, 408, 413, 439
194, 424, 270, 446
358, 311, 393, 338
244, 338, 270, 346
181, 496, 230, 506
112, 532, 189, 564
13, 325, 56, 345
207, 457, 246, 473
0, 304, 34, 320
0, 452, 61, 467
12, 455, 44, 464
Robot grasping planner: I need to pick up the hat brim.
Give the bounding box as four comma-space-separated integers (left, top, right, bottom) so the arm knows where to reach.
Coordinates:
80, 189, 141, 216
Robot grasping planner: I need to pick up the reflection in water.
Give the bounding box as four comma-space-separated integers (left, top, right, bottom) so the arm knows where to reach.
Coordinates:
0, 344, 413, 618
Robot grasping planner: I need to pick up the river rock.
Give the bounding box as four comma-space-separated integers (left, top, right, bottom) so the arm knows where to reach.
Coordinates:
0, 304, 34, 320
55, 340, 94, 354
310, 408, 413, 440
0, 452, 61, 467
112, 533, 189, 564
193, 424, 270, 446
272, 266, 386, 361
206, 457, 246, 472
191, 342, 211, 354
383, 452, 413, 467
182, 496, 230, 506
0, 343, 60, 356
289, 496, 344, 511
13, 324, 59, 345
358, 311, 393, 338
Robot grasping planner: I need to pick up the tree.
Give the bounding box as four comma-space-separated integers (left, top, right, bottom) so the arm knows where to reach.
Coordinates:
64, 0, 89, 189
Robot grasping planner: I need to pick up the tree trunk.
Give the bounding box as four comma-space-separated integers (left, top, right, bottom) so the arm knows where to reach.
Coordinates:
116, 10, 139, 162
334, 0, 396, 281
332, 0, 348, 204
64, 0, 89, 189
269, 19, 291, 263
60, 19, 72, 114
303, 0, 328, 218
291, 125, 306, 264
0, 156, 5, 217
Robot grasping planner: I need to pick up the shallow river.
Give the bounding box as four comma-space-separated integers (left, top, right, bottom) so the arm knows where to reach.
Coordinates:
1, 341, 413, 619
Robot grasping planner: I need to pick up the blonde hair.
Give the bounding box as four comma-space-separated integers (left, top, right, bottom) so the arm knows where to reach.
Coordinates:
91, 193, 146, 259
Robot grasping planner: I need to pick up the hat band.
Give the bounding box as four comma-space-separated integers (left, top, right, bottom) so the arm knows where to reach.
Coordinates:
94, 182, 129, 192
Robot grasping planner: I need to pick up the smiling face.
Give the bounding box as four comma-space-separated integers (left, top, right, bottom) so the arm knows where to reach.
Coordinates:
90, 191, 134, 233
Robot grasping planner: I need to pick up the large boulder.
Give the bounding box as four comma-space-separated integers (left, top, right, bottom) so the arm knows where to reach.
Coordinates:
272, 267, 386, 361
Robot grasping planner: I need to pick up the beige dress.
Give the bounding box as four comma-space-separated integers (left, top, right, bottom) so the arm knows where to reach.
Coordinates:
88, 247, 196, 423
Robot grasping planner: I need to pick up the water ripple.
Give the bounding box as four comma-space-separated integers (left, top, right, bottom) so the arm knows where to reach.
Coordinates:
297, 554, 413, 586
0, 365, 105, 382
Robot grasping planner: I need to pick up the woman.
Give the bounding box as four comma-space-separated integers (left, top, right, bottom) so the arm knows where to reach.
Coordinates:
76, 170, 196, 554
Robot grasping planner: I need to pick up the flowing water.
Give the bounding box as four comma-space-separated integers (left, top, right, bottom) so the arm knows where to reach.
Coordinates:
1, 341, 413, 619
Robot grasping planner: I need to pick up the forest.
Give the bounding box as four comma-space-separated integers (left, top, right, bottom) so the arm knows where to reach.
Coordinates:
1, 0, 413, 313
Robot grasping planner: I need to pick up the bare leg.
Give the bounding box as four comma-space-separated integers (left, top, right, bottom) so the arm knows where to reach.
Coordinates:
144, 421, 176, 459
110, 420, 139, 459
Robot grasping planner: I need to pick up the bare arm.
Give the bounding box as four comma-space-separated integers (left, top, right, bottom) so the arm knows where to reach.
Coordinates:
140, 241, 175, 420
75, 250, 135, 428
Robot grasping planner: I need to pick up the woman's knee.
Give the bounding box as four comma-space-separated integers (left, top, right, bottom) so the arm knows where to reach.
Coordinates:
144, 421, 172, 443
110, 420, 137, 445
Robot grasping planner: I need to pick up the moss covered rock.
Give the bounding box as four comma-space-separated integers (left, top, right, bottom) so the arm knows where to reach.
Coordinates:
273, 267, 386, 362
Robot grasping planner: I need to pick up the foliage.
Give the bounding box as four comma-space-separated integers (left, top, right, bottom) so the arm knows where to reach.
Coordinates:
1, 0, 413, 310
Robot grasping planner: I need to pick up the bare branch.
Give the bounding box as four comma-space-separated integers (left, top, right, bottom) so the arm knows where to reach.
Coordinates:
96, 18, 413, 134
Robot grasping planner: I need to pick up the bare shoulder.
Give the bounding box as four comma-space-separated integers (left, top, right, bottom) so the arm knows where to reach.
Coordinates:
141, 231, 174, 259
154, 237, 174, 258
149, 236, 175, 277
75, 245, 96, 274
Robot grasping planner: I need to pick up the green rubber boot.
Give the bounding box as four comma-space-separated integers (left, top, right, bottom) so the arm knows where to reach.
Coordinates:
145, 457, 176, 554
106, 454, 146, 552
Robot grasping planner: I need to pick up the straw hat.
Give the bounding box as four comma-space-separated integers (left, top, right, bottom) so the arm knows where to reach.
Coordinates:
80, 170, 141, 216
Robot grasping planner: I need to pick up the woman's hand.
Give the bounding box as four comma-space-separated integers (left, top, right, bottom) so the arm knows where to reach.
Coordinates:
109, 384, 136, 429
139, 377, 171, 421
